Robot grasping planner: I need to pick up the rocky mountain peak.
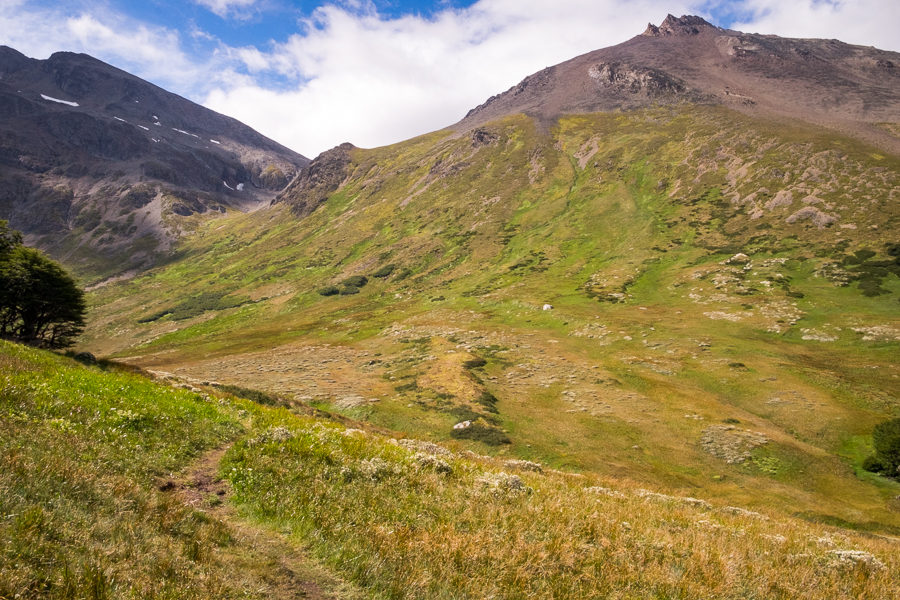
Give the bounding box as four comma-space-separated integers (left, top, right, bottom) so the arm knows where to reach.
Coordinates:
642, 14, 717, 37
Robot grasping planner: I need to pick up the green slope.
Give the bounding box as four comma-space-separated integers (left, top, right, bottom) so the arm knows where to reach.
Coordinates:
2, 340, 898, 599
82, 105, 900, 530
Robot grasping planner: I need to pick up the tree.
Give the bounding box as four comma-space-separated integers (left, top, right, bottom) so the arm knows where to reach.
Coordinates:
872, 418, 900, 478
0, 221, 86, 349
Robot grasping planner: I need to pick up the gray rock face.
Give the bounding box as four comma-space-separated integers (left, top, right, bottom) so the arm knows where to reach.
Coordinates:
0, 45, 309, 275
457, 15, 900, 156
275, 143, 354, 217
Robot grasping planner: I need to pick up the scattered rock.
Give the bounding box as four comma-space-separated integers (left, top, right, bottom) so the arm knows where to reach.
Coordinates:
585, 485, 627, 499
334, 394, 377, 409
800, 328, 838, 342
723, 253, 750, 265
851, 325, 900, 342
719, 506, 769, 520
476, 472, 532, 498
357, 457, 402, 481
248, 426, 294, 445
636, 489, 711, 509
503, 459, 543, 473
785, 205, 836, 228
397, 438, 454, 457
703, 311, 743, 322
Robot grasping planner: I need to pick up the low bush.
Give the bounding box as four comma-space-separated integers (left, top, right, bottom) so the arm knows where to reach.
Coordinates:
867, 417, 900, 478
342, 275, 368, 288
372, 264, 396, 278
450, 421, 511, 446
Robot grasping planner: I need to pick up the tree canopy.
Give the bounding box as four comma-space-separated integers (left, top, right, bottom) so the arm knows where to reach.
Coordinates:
0, 221, 86, 348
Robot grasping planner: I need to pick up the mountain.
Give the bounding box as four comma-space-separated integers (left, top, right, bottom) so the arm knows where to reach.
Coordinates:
0, 46, 308, 277
80, 15, 900, 536
459, 14, 900, 153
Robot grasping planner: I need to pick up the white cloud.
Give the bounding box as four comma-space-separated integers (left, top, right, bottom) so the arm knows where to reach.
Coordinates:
728, 0, 899, 51
2, 0, 899, 158
205, 0, 698, 156
194, 0, 260, 19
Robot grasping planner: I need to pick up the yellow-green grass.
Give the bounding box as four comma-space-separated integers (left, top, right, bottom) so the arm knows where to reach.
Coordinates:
224, 394, 900, 599
77, 105, 900, 533
2, 340, 899, 599
0, 340, 309, 599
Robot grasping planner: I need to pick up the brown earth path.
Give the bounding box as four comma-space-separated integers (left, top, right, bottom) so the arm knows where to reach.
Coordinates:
160, 443, 366, 600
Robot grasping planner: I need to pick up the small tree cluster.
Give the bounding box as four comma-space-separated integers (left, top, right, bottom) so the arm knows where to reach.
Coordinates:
0, 221, 86, 348
862, 417, 900, 479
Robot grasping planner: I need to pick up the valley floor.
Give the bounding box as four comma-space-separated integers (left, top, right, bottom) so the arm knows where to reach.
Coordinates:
2, 340, 898, 599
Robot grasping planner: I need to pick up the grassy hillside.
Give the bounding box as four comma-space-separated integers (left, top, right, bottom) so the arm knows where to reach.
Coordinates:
0, 340, 358, 599
82, 105, 900, 532
1, 340, 898, 599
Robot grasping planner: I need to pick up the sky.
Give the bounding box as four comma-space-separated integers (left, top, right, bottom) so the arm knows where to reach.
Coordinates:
1, 0, 897, 157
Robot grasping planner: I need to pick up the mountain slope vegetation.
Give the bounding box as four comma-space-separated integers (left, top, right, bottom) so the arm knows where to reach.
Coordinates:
84, 104, 900, 532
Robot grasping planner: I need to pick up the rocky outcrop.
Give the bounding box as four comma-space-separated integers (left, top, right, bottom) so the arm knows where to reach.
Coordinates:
643, 15, 717, 37
587, 62, 690, 97
275, 143, 355, 217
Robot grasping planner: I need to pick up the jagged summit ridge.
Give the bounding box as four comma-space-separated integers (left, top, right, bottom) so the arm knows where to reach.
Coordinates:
457, 15, 900, 154
642, 14, 719, 37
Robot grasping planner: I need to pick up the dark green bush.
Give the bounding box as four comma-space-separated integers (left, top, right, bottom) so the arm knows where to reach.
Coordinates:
871, 417, 900, 477
341, 275, 368, 288
462, 357, 487, 369
339, 286, 360, 295
450, 422, 510, 446
861, 455, 886, 474
318, 286, 340, 296
475, 390, 499, 414
372, 264, 395, 278
138, 291, 248, 322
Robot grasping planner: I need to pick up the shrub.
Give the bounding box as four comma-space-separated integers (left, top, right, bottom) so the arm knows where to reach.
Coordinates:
212, 383, 287, 407
450, 421, 511, 446
475, 390, 499, 414
372, 264, 395, 278
339, 286, 360, 295
861, 455, 886, 474
870, 417, 900, 478
462, 357, 487, 369
318, 286, 340, 296
341, 275, 368, 288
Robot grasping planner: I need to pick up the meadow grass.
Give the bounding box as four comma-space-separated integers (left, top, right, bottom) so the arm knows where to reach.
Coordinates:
2, 340, 898, 599
0, 340, 305, 599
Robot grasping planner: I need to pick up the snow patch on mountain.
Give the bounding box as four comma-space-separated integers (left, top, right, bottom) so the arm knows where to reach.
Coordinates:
40, 94, 79, 107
